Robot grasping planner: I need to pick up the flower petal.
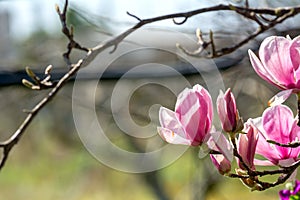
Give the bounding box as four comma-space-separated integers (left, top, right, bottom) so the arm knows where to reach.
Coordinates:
289, 125, 300, 158
279, 189, 292, 200
255, 105, 300, 163
193, 84, 213, 135
262, 105, 294, 145
293, 180, 300, 194
157, 127, 191, 145
217, 89, 238, 132
238, 123, 258, 170
259, 36, 295, 86
159, 107, 185, 138
175, 84, 211, 145
290, 36, 300, 88
253, 158, 274, 166
193, 84, 213, 128
210, 154, 231, 175
268, 89, 293, 106
249, 49, 285, 89
208, 132, 233, 162
290, 35, 300, 71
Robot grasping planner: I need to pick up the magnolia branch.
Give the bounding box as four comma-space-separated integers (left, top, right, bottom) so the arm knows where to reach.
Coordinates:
267, 140, 300, 148
55, 0, 89, 65
90, 4, 300, 59
177, 6, 298, 57
0, 0, 300, 175
211, 136, 300, 191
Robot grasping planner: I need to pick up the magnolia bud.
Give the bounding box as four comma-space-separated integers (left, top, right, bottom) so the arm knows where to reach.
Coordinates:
217, 89, 243, 133
210, 154, 231, 175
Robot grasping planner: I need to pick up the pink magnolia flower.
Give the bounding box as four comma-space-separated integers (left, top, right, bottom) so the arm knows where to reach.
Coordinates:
254, 105, 300, 166
237, 121, 258, 170
248, 36, 300, 91
217, 88, 242, 133
157, 84, 213, 146
208, 132, 233, 174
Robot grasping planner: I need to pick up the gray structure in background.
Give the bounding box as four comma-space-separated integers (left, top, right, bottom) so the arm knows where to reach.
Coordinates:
0, 11, 13, 69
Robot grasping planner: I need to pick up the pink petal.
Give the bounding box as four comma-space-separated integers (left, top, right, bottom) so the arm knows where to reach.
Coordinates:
208, 132, 233, 162
259, 36, 295, 87
255, 105, 300, 162
225, 90, 237, 125
246, 117, 262, 129
248, 117, 282, 164
268, 89, 293, 106
175, 87, 198, 117
278, 158, 298, 181
238, 124, 258, 170
193, 84, 213, 125
253, 158, 274, 166
157, 127, 192, 145
290, 36, 300, 71
175, 88, 201, 133
255, 137, 281, 164
159, 107, 185, 138
217, 90, 230, 131
262, 107, 291, 159
175, 93, 204, 144
193, 84, 213, 134
175, 85, 211, 145
248, 49, 285, 90
210, 154, 231, 175
217, 89, 237, 132
290, 36, 300, 87
289, 125, 300, 158
278, 158, 297, 167
262, 105, 294, 145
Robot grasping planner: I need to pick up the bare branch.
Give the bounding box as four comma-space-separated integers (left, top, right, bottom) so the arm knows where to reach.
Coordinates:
127, 11, 142, 22
177, 6, 298, 58
225, 136, 300, 191
267, 139, 300, 148
245, 0, 249, 8
56, 1, 89, 65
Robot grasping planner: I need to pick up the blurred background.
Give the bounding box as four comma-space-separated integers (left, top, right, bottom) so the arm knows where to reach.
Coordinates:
0, 0, 300, 199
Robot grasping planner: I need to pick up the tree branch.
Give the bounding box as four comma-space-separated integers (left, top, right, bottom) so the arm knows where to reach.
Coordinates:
55, 0, 89, 65
177, 6, 298, 58
223, 136, 300, 191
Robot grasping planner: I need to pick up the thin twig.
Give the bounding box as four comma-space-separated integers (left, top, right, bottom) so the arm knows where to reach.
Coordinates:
56, 0, 89, 65
178, 6, 297, 57
126, 12, 142, 22
227, 135, 300, 191
245, 0, 249, 8
267, 139, 300, 148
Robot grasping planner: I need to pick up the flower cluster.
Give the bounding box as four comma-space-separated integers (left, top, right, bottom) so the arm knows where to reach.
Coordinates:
280, 180, 300, 200
157, 35, 300, 191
